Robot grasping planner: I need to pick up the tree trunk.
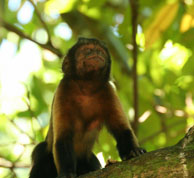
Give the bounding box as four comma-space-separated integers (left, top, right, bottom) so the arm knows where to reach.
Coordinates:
80, 126, 194, 178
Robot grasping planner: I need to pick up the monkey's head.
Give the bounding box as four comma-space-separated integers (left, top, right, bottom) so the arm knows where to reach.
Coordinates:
62, 37, 111, 81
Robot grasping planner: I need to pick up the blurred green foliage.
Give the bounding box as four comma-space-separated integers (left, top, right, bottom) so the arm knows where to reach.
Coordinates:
1, 0, 194, 177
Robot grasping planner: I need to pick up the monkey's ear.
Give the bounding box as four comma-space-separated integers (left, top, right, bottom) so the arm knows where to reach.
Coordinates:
62, 56, 70, 74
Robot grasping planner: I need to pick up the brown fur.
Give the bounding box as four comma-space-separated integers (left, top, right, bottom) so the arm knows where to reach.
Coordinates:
49, 78, 138, 173
30, 38, 145, 178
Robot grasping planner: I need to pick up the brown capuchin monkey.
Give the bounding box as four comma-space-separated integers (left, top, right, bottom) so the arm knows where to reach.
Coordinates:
29, 37, 146, 178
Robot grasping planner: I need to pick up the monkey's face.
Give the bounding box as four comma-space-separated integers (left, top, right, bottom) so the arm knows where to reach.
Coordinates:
63, 38, 111, 81
75, 43, 108, 79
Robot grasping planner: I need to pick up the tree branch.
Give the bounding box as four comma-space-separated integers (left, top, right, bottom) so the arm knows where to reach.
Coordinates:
0, 158, 29, 169
80, 126, 194, 178
28, 0, 51, 42
129, 0, 139, 133
0, 18, 63, 58
6, 117, 34, 141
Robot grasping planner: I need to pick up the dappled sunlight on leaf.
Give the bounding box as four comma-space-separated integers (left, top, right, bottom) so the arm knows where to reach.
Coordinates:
54, 23, 72, 40
157, 133, 166, 146
185, 93, 194, 116
0, 40, 42, 114
96, 152, 106, 168
78, 5, 101, 19
8, 0, 21, 12
13, 144, 25, 156
17, 1, 34, 24
138, 110, 151, 123
33, 28, 48, 44
45, 0, 77, 14
175, 75, 193, 89
180, 13, 194, 33
145, 2, 179, 48
159, 40, 191, 73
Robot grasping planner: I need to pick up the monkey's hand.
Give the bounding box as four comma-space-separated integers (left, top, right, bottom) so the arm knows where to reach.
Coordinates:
122, 147, 146, 161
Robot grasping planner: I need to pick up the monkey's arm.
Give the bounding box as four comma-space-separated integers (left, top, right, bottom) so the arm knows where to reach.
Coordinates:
53, 128, 76, 178
51, 83, 76, 178
104, 85, 145, 160
52, 110, 76, 178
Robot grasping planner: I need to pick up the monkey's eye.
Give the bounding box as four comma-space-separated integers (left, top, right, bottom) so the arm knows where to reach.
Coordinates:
96, 49, 106, 58
97, 50, 102, 55
84, 48, 92, 56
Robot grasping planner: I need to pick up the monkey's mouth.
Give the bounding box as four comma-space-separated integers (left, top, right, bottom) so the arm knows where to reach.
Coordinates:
87, 55, 105, 63
76, 53, 107, 79
84, 56, 106, 72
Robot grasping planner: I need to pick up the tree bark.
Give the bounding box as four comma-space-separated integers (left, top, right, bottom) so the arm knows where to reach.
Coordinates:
80, 126, 194, 178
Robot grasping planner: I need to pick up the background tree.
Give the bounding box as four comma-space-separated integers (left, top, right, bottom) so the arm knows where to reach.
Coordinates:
0, 0, 194, 177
